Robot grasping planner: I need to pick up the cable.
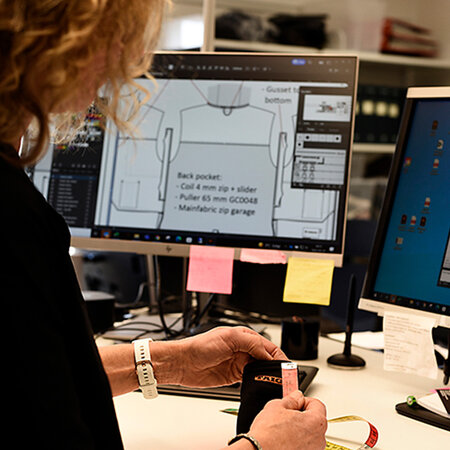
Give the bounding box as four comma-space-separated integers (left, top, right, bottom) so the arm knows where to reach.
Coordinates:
96, 255, 188, 341
153, 255, 162, 312
113, 320, 166, 329
157, 294, 181, 338
98, 324, 165, 341
193, 293, 216, 327
443, 328, 450, 385
210, 303, 281, 325
152, 255, 184, 339
114, 281, 149, 309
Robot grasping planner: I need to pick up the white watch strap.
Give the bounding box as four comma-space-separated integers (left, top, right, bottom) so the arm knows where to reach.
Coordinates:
133, 338, 158, 399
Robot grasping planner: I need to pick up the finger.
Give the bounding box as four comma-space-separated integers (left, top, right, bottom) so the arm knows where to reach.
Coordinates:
301, 398, 328, 433
243, 328, 288, 360
302, 397, 327, 416
240, 327, 289, 361
280, 390, 306, 410
269, 345, 288, 360
256, 335, 284, 360
229, 328, 276, 361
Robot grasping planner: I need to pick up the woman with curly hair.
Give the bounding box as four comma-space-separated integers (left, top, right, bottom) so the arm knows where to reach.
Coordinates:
0, 1, 327, 448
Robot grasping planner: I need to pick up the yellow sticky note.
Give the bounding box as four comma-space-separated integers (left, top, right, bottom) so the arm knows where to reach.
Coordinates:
283, 257, 334, 305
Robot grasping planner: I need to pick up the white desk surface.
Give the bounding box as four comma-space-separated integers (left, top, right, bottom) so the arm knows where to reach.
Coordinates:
108, 326, 448, 450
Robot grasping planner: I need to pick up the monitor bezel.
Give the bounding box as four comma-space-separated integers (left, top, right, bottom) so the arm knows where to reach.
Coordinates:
71, 51, 360, 268
359, 86, 450, 327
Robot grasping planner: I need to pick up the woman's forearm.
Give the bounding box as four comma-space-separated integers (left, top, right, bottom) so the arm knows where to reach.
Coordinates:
98, 341, 184, 396
98, 344, 138, 396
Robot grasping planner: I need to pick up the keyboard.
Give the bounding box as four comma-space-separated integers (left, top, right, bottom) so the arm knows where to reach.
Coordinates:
156, 365, 319, 401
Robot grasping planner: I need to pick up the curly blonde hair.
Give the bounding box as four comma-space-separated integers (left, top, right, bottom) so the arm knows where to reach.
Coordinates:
0, 0, 165, 166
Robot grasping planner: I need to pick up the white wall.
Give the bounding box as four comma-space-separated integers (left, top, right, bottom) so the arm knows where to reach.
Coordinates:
416, 0, 450, 58
166, 0, 450, 57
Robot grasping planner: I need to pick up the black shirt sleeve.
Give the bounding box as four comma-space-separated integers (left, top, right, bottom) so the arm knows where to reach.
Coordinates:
1, 145, 124, 449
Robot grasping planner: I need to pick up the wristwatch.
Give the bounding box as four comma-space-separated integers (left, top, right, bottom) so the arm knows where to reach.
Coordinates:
133, 338, 158, 399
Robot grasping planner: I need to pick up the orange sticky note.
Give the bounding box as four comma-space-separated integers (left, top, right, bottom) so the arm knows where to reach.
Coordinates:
186, 246, 234, 294
283, 257, 334, 306
239, 248, 287, 264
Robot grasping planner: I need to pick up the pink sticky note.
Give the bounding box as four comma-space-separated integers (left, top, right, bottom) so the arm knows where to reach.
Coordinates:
239, 248, 287, 264
186, 246, 234, 294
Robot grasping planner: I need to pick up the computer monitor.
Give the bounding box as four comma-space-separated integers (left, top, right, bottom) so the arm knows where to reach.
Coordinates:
359, 86, 450, 328
29, 52, 358, 267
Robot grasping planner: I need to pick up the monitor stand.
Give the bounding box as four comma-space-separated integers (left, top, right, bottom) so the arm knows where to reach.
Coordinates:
327, 351, 366, 369
145, 254, 158, 309
327, 274, 366, 369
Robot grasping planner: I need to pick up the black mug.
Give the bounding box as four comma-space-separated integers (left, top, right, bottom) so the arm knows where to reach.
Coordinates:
281, 316, 319, 360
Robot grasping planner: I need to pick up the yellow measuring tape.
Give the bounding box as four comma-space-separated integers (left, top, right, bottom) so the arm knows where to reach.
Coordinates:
221, 410, 379, 450
326, 415, 379, 450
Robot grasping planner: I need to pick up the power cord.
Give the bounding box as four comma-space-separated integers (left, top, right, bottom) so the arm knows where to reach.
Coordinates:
192, 293, 216, 327
114, 281, 149, 309
443, 328, 450, 385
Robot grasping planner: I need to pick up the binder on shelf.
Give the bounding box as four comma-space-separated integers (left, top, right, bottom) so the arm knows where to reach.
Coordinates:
381, 18, 438, 57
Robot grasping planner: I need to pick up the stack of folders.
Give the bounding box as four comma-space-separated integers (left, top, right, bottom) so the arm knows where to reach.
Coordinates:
354, 85, 406, 144
380, 18, 438, 58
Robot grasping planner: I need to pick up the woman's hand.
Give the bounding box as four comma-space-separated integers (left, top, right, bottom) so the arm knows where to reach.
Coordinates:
178, 326, 288, 387
151, 326, 287, 388
246, 390, 327, 450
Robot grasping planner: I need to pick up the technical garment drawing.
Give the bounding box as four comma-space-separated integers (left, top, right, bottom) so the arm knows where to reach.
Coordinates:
107, 105, 172, 228
98, 80, 343, 242
160, 83, 281, 236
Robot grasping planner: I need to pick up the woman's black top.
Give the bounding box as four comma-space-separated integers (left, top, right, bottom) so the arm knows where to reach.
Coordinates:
0, 143, 124, 449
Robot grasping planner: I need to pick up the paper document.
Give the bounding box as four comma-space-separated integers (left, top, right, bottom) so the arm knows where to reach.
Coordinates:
186, 245, 234, 294
417, 390, 450, 419
239, 248, 287, 264
383, 311, 438, 379
283, 257, 334, 306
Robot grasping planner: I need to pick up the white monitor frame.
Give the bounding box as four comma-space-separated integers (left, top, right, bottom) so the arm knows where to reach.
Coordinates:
64, 51, 360, 268
71, 235, 346, 265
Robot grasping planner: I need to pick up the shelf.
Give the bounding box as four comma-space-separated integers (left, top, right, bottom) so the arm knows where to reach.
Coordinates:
213, 38, 315, 54
213, 39, 450, 69
353, 143, 396, 154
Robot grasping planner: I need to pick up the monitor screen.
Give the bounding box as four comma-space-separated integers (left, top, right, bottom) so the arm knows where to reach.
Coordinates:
30, 52, 358, 265
360, 87, 450, 327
